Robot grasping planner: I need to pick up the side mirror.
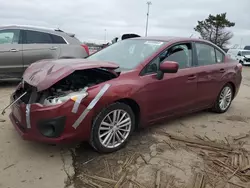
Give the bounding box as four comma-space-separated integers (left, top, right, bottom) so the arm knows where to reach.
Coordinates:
156, 61, 179, 80
160, 61, 179, 73
237, 53, 241, 56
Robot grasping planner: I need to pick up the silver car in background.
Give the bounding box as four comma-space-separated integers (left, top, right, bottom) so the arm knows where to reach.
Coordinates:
0, 25, 89, 79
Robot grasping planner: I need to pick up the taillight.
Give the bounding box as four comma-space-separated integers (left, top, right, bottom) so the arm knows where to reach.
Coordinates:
81, 44, 89, 55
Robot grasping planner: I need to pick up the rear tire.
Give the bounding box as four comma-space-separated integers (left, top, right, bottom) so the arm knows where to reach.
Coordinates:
212, 84, 233, 113
90, 102, 135, 153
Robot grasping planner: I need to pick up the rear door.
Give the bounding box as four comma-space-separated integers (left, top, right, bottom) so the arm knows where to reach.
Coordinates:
0, 29, 23, 78
22, 30, 59, 70
194, 42, 227, 107
49, 33, 67, 49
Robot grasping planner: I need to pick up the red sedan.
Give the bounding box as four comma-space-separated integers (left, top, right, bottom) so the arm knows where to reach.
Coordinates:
9, 36, 242, 153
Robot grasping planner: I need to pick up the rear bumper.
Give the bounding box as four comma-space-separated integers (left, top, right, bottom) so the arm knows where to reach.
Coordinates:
9, 94, 94, 145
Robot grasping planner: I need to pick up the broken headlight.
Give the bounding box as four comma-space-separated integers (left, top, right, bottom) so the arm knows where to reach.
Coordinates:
43, 89, 88, 106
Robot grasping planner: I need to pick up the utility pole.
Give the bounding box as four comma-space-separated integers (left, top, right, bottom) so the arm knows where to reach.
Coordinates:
145, 1, 152, 37
240, 38, 243, 49
104, 29, 107, 43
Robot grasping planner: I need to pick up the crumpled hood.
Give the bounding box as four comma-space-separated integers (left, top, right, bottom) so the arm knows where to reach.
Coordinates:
23, 58, 119, 91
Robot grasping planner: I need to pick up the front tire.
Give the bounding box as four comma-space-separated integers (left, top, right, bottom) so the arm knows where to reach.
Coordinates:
212, 84, 233, 113
90, 102, 135, 153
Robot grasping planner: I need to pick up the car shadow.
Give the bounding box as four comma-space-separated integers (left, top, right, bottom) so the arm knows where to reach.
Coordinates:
0, 80, 20, 88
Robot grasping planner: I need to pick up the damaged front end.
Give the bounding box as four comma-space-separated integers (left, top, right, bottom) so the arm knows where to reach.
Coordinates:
14, 68, 116, 105
33, 68, 116, 106
8, 59, 118, 143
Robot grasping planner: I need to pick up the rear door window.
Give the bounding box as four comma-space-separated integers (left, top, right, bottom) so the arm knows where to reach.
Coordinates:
215, 49, 224, 63
195, 43, 216, 66
24, 30, 52, 44
50, 34, 66, 44
0, 29, 20, 44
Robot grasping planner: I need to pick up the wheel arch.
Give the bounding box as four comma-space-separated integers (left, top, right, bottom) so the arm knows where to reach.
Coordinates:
227, 81, 236, 99
115, 98, 141, 130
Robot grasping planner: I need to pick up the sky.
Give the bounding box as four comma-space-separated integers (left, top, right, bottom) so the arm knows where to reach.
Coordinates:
0, 0, 249, 46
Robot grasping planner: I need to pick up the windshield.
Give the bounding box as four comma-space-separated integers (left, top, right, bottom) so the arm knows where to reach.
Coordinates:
242, 51, 250, 56
244, 46, 250, 50
87, 39, 166, 70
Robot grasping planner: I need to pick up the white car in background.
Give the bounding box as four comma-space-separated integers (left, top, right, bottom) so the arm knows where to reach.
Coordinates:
111, 33, 141, 44
227, 49, 250, 65
244, 45, 250, 50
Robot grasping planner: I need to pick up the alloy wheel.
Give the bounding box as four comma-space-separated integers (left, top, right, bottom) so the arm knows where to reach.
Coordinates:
98, 109, 132, 149
219, 86, 232, 111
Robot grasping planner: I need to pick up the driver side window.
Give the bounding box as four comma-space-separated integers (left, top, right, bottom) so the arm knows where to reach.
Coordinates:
144, 43, 192, 74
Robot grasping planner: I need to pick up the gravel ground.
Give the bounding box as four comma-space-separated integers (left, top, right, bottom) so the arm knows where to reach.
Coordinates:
0, 67, 250, 188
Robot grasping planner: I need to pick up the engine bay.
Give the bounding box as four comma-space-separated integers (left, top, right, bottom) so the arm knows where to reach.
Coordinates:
51, 68, 116, 92
39, 68, 117, 105
16, 68, 117, 105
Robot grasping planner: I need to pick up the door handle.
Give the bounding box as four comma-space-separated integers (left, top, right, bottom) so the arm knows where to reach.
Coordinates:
187, 75, 197, 80
9, 49, 18, 52
219, 68, 225, 73
50, 46, 58, 50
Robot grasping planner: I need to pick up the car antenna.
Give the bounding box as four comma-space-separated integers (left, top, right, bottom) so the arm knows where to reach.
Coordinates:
55, 27, 64, 32
189, 34, 193, 38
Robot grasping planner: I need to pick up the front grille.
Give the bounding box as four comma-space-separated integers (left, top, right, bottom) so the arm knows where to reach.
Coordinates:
245, 58, 250, 62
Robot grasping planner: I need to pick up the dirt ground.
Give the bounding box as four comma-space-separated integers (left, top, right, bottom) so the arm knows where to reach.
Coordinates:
1, 67, 250, 188
0, 82, 74, 188
73, 67, 250, 188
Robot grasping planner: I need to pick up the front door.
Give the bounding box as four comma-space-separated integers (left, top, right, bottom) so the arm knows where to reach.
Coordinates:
0, 29, 23, 78
140, 42, 198, 122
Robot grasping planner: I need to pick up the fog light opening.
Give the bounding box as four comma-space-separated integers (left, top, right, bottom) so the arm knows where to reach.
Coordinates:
41, 124, 56, 137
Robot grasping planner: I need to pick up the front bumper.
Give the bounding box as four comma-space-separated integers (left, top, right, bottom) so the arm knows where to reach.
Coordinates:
9, 94, 94, 144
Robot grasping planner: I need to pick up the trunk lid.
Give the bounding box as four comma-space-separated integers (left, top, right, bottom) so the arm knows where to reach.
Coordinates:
23, 58, 119, 91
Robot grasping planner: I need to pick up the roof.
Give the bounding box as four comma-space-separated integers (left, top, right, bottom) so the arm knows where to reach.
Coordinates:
1, 25, 55, 32
0, 25, 75, 38
133, 36, 207, 42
